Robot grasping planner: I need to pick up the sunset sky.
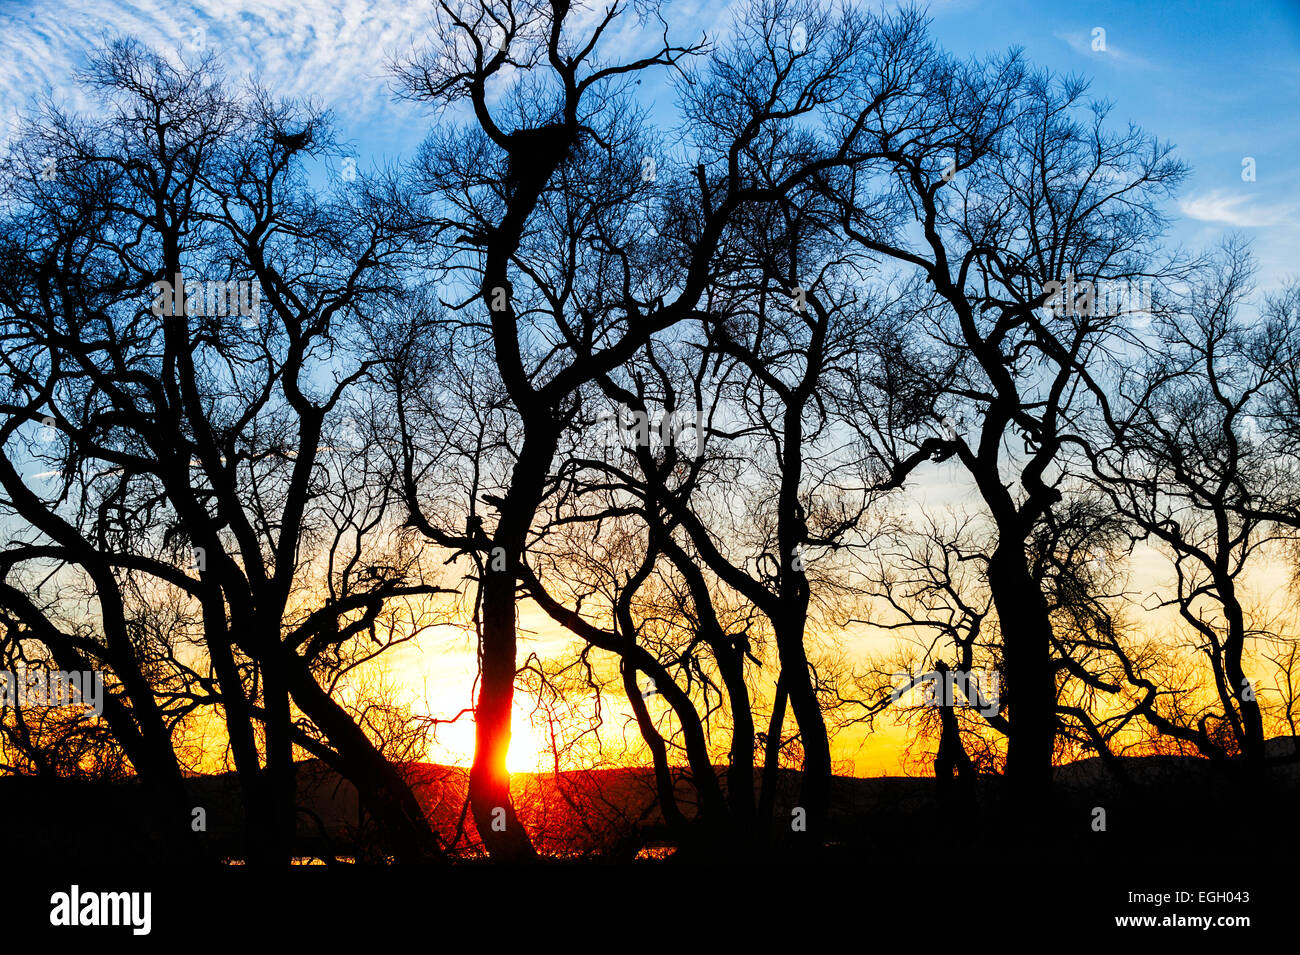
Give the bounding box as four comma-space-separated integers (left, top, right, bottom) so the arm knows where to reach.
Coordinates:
4, 0, 1297, 778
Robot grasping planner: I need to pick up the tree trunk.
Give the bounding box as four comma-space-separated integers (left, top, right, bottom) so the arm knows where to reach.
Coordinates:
262, 658, 297, 865
283, 653, 443, 862
718, 649, 756, 829
758, 676, 788, 842
775, 625, 832, 847
469, 565, 537, 859
622, 662, 689, 839
987, 542, 1056, 824
1221, 590, 1265, 765
467, 427, 560, 861
934, 662, 977, 815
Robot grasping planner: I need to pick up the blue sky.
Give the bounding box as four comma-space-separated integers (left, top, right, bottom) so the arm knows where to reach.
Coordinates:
1, 0, 1296, 288
924, 0, 1300, 291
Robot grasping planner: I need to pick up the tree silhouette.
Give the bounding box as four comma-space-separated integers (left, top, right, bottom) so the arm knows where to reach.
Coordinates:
0, 40, 447, 863
832, 58, 1187, 822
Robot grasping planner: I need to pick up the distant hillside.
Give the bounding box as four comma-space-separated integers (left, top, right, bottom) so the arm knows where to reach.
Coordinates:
6, 738, 1298, 863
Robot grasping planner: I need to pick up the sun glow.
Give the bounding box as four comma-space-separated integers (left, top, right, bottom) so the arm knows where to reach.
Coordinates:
506, 714, 553, 774
426, 701, 555, 775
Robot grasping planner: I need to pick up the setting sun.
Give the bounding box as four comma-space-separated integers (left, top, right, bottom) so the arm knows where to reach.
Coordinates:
425, 701, 555, 775
505, 711, 552, 774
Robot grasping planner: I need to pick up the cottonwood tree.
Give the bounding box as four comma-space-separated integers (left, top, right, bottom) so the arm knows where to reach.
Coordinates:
850, 512, 997, 803
545, 0, 927, 851
589, 233, 898, 846
832, 56, 1188, 817
511, 340, 769, 853
392, 0, 710, 860
1092, 244, 1300, 768
390, 0, 919, 857
0, 41, 448, 863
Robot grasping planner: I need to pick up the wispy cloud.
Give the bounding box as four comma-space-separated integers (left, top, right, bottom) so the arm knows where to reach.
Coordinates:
1179, 190, 1285, 228
0, 0, 432, 132
0, 0, 730, 157
1054, 29, 1155, 70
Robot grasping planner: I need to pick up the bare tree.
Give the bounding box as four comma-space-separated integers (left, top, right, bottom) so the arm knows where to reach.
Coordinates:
1093, 243, 1300, 768
389, 0, 919, 857
832, 56, 1187, 817
0, 40, 448, 863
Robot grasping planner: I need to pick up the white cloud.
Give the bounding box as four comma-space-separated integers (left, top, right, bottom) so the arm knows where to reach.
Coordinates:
0, 0, 432, 135
1179, 190, 1284, 228
0, 0, 730, 156
1054, 29, 1154, 70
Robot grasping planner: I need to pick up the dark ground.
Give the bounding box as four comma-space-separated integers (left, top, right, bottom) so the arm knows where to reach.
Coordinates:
4, 740, 1293, 942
